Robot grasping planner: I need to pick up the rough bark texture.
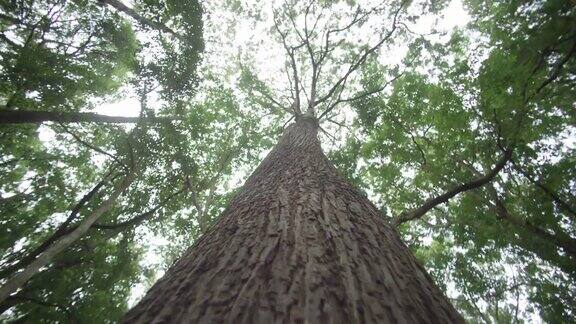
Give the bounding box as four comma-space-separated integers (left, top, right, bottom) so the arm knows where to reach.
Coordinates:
124, 117, 464, 323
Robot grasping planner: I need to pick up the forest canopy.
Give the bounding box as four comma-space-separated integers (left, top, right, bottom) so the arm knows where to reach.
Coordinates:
0, 0, 574, 322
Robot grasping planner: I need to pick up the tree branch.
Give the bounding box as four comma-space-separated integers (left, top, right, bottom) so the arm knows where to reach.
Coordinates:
0, 170, 117, 279
0, 170, 135, 305
315, 1, 405, 109
510, 158, 576, 219
98, 0, 177, 36
93, 186, 186, 230
533, 39, 576, 97
488, 188, 576, 259
273, 11, 304, 116
390, 115, 427, 167
0, 109, 172, 124
392, 148, 513, 226
57, 123, 129, 171
318, 70, 405, 120
4, 295, 76, 320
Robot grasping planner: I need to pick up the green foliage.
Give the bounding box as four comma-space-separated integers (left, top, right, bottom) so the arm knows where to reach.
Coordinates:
0, 0, 212, 321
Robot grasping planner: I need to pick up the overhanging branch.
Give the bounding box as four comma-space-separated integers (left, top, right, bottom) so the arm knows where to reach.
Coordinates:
0, 110, 172, 124
392, 148, 513, 227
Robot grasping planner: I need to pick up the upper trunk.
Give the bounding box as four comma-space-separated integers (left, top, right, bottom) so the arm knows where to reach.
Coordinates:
124, 117, 463, 323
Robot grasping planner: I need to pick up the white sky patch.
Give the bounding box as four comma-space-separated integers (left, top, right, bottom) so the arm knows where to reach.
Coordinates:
93, 97, 140, 117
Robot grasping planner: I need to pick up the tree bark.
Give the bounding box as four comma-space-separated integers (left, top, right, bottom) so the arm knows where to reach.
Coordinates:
0, 110, 168, 124
124, 117, 463, 323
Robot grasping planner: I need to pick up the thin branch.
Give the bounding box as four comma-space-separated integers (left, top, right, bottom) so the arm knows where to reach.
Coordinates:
488, 187, 576, 259
399, 22, 441, 36
282, 115, 295, 129
0, 171, 135, 304
99, 0, 177, 36
5, 295, 76, 320
0, 33, 19, 48
315, 1, 405, 108
318, 69, 405, 120
0, 169, 118, 279
256, 88, 292, 115
93, 186, 186, 230
273, 10, 304, 115
318, 126, 338, 146
57, 123, 128, 170
510, 158, 576, 219
288, 1, 319, 114
533, 40, 576, 97
389, 115, 427, 167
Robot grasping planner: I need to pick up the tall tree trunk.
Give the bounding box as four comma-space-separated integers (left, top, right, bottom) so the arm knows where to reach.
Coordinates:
124, 117, 463, 323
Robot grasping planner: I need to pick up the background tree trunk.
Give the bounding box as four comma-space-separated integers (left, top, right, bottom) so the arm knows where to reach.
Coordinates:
124, 117, 463, 323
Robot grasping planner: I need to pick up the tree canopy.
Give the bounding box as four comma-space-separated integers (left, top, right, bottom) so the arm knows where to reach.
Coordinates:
0, 0, 574, 322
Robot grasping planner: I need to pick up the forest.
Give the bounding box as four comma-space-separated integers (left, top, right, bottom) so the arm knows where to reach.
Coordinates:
0, 0, 574, 322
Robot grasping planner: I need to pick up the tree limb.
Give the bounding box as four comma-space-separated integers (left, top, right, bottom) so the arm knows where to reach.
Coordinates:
533, 39, 576, 97
488, 187, 576, 259
318, 70, 406, 120
315, 1, 405, 109
98, 0, 177, 36
273, 10, 304, 116
392, 148, 513, 226
57, 123, 129, 171
510, 158, 576, 219
0, 170, 117, 279
93, 186, 186, 230
0, 109, 171, 124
